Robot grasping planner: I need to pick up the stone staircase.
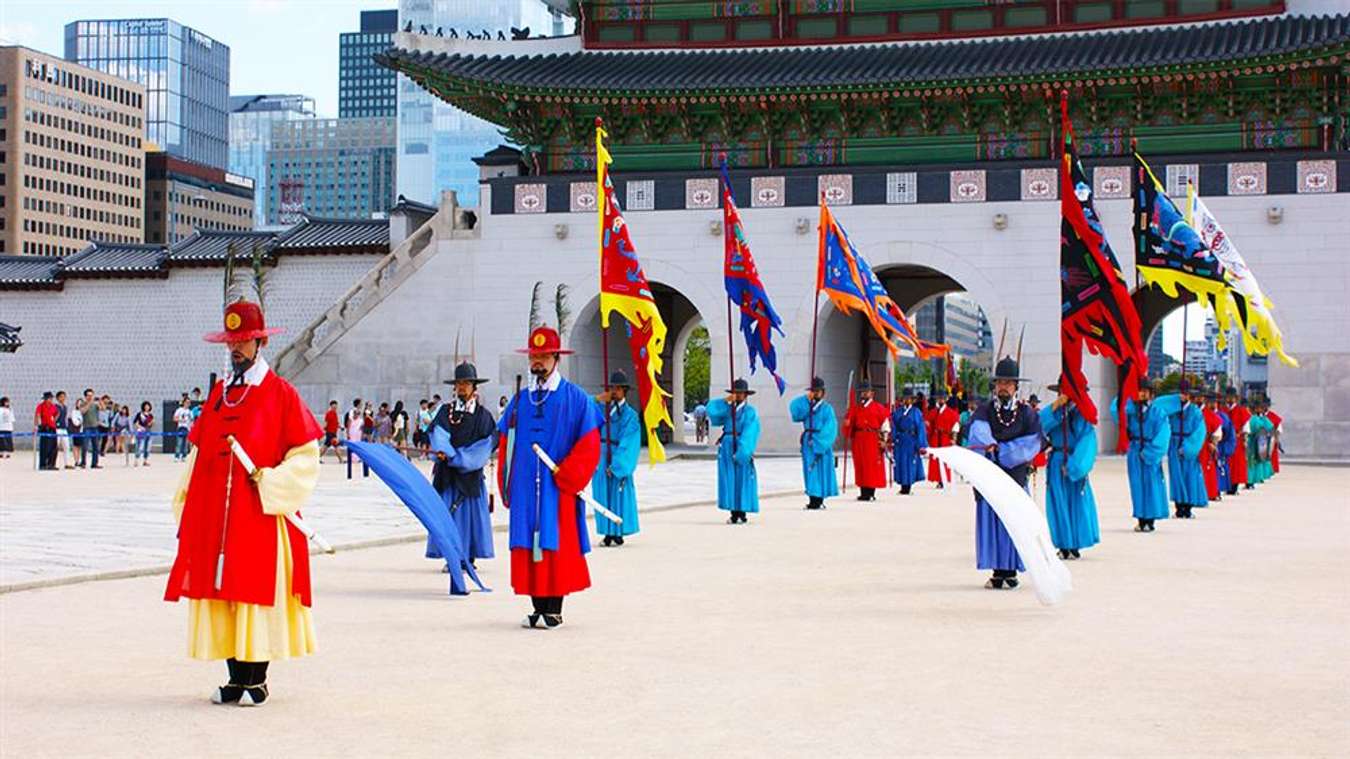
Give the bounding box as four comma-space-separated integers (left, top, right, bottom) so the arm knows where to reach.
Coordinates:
273, 193, 476, 379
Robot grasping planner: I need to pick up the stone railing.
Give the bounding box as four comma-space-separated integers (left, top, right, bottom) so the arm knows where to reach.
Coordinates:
273, 193, 475, 379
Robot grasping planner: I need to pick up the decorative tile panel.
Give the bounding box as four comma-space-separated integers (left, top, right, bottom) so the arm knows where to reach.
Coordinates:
1226, 162, 1267, 196
514, 183, 547, 214
569, 182, 599, 213
751, 176, 786, 208
1093, 165, 1130, 199
685, 178, 718, 209
1020, 168, 1057, 201
1166, 163, 1200, 197
886, 172, 917, 204
818, 174, 853, 205
625, 179, 655, 211
1297, 160, 1337, 194
949, 170, 986, 203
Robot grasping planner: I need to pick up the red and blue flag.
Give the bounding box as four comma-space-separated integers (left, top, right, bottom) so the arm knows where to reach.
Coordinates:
721, 162, 787, 394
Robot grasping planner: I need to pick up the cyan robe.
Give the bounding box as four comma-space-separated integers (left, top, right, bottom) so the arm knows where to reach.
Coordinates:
708, 399, 759, 513
1112, 397, 1170, 520
789, 395, 839, 499
591, 400, 641, 537
1039, 404, 1100, 551
1158, 395, 1208, 508
890, 404, 927, 486
1216, 411, 1236, 494
1247, 414, 1275, 484
967, 401, 1041, 572
427, 426, 496, 563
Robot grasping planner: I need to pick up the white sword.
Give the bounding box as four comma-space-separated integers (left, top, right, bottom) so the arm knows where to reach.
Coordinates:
227, 435, 335, 554
531, 443, 624, 525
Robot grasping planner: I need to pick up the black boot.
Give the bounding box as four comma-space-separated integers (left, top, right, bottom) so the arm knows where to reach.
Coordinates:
211, 658, 245, 704
900, 484, 911, 495
614, 535, 624, 546
239, 661, 269, 707
1135, 519, 1147, 532
542, 596, 564, 629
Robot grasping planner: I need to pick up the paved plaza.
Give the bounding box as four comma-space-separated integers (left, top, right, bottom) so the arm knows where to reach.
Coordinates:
1, 454, 1346, 757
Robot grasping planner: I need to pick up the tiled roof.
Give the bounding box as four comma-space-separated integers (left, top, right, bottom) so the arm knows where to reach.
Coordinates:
0, 322, 23, 353
0, 256, 62, 289
168, 229, 279, 265
60, 243, 168, 277
275, 216, 390, 252
378, 13, 1350, 95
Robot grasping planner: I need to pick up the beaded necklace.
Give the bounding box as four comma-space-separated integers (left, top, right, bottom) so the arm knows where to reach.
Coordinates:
993, 399, 1019, 428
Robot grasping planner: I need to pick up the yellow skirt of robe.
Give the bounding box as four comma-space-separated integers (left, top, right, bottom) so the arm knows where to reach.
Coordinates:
186, 518, 317, 661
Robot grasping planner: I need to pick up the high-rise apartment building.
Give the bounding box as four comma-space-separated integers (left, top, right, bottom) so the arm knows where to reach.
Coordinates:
229, 94, 317, 226
265, 117, 397, 224
340, 10, 398, 118
65, 18, 229, 169
0, 46, 147, 256
145, 151, 254, 244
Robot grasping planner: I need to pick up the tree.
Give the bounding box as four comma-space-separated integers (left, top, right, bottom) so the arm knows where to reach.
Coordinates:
683, 326, 711, 409
1157, 371, 1205, 394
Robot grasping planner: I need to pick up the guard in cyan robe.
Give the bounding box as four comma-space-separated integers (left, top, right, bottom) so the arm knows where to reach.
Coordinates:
1159, 386, 1207, 518
966, 357, 1042, 590
925, 389, 960, 488
843, 380, 889, 501
497, 326, 602, 630
1039, 384, 1099, 560
427, 362, 497, 570
789, 377, 838, 510
1112, 380, 1170, 532
591, 370, 641, 547
708, 378, 760, 524
889, 391, 927, 494
166, 300, 322, 707
1200, 392, 1225, 502
1246, 398, 1275, 485
1223, 389, 1250, 494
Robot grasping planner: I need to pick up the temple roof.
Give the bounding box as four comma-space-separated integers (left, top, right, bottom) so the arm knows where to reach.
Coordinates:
378, 13, 1350, 96
168, 230, 277, 265
0, 256, 62, 289
275, 217, 389, 255
61, 243, 168, 278
0, 322, 21, 353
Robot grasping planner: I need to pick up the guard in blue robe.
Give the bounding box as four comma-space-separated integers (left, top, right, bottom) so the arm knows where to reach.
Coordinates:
591, 371, 641, 547
1111, 382, 1170, 532
789, 377, 838, 509
1216, 405, 1236, 496
708, 378, 760, 524
427, 362, 497, 569
966, 357, 1042, 589
890, 392, 927, 494
1039, 387, 1099, 559
1158, 390, 1207, 518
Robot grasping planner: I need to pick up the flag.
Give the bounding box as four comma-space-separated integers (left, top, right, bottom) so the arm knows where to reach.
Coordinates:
817, 199, 946, 360
1184, 186, 1297, 367
721, 161, 787, 394
1058, 95, 1146, 446
945, 355, 961, 397
597, 121, 674, 463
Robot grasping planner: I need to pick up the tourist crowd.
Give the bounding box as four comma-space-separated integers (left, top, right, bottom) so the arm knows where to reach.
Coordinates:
18, 388, 205, 470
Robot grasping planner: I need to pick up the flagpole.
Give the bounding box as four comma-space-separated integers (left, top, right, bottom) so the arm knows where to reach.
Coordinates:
597, 117, 612, 475
720, 155, 740, 513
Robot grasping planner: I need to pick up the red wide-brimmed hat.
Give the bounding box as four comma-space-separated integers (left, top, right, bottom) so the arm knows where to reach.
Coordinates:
516, 326, 573, 356
203, 300, 284, 344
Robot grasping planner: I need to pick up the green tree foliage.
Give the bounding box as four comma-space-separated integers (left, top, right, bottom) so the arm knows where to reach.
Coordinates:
684, 326, 711, 409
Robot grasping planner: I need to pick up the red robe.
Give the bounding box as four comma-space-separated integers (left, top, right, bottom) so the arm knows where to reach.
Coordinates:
844, 399, 889, 488
165, 372, 322, 607
1201, 407, 1222, 500
925, 403, 960, 482
1266, 410, 1282, 473
1224, 403, 1250, 486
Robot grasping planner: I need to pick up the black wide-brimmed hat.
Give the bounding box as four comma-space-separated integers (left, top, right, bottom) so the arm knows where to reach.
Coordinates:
725, 378, 756, 395
1028, 394, 1041, 405
930, 386, 949, 398
605, 370, 631, 389
856, 379, 872, 391
993, 356, 1028, 382
445, 362, 489, 385
808, 376, 826, 391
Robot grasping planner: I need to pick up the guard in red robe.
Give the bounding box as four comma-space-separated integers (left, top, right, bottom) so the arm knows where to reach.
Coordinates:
165, 300, 323, 707
843, 381, 889, 501
925, 390, 960, 488
1223, 389, 1250, 494
1266, 406, 1283, 474
1200, 392, 1223, 501
497, 326, 602, 630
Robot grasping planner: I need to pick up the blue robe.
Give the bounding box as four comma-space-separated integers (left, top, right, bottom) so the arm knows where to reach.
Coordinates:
890, 404, 927, 486
707, 398, 759, 513
591, 400, 641, 537
426, 426, 496, 562
1158, 395, 1208, 508
1216, 410, 1236, 494
789, 395, 839, 499
967, 400, 1041, 572
1039, 404, 1100, 551
1112, 397, 1170, 520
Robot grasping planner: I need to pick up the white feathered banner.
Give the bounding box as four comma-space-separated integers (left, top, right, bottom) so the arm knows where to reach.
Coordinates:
927, 446, 1073, 606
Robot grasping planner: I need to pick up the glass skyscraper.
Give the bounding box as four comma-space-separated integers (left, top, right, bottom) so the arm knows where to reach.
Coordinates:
341, 10, 398, 118
395, 0, 570, 207
229, 94, 317, 227
64, 18, 229, 169
265, 117, 397, 224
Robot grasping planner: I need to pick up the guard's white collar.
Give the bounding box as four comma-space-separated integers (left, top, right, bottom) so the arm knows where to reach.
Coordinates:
225, 354, 269, 387
534, 367, 562, 392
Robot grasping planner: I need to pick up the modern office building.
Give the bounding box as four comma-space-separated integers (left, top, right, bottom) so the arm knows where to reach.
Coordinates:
912, 294, 991, 364
0, 46, 147, 256
229, 94, 317, 226
1146, 327, 1170, 379
395, 0, 569, 206
145, 151, 254, 244
65, 18, 229, 169
265, 117, 397, 224
340, 9, 398, 118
